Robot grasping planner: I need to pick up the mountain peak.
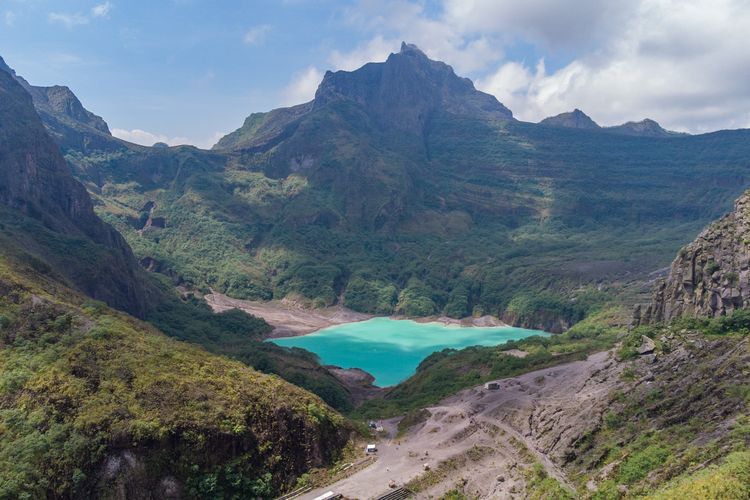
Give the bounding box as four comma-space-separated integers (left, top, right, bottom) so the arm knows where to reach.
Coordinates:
540, 108, 600, 129
312, 42, 513, 134
399, 41, 427, 57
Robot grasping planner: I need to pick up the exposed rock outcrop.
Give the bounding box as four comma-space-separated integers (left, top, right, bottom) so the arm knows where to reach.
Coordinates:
0, 55, 120, 152
639, 190, 750, 324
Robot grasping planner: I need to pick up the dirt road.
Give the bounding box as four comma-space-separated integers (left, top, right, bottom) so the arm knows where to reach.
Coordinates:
302, 350, 622, 499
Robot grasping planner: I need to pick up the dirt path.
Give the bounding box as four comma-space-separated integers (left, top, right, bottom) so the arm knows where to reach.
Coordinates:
204, 293, 372, 337
302, 350, 622, 499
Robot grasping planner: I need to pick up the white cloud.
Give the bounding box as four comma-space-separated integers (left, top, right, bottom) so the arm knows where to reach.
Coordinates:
112, 128, 226, 150
334, 0, 502, 75
442, 0, 637, 50
329, 35, 394, 71
330, 0, 750, 133
280, 66, 323, 106
48, 12, 89, 29
91, 2, 113, 18
243, 24, 272, 46
474, 0, 750, 132
4, 11, 16, 26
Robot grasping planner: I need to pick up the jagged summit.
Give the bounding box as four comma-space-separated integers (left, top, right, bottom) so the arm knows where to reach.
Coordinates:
313, 41, 513, 132
215, 42, 512, 150
0, 54, 113, 151
399, 41, 427, 56
540, 108, 600, 129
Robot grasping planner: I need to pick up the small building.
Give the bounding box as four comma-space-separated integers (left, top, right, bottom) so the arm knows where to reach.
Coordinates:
366, 444, 378, 453
484, 381, 500, 390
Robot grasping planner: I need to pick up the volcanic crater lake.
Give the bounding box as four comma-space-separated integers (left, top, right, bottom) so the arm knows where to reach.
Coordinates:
269, 317, 549, 387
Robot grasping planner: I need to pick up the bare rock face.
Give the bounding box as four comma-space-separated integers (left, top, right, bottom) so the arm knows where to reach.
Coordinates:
640, 190, 750, 324
314, 42, 513, 135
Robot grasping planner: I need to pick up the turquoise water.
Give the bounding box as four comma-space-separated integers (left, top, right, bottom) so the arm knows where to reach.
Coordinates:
269, 317, 549, 387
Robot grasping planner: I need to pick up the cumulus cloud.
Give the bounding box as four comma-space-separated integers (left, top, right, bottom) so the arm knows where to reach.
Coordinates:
474, 0, 750, 131
330, 0, 750, 133
280, 66, 324, 106
243, 24, 272, 46
329, 34, 394, 71
91, 2, 113, 18
48, 12, 89, 29
334, 0, 502, 74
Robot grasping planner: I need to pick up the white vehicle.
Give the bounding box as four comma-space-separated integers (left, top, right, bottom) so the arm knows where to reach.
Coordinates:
366, 443, 378, 453
312, 491, 342, 500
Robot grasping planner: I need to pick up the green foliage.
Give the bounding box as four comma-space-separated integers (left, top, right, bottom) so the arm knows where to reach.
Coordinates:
618, 445, 671, 484
646, 451, 750, 499
396, 279, 437, 316
524, 463, 575, 500
64, 104, 750, 328
0, 262, 349, 499
344, 277, 397, 314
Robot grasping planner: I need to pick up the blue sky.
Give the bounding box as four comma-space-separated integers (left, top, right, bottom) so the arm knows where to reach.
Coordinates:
2, 0, 749, 147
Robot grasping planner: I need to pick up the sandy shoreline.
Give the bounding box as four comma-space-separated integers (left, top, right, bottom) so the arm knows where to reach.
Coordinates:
205, 292, 510, 338
204, 293, 372, 337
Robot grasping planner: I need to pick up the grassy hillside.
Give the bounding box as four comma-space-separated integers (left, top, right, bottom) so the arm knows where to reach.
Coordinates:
0, 245, 350, 498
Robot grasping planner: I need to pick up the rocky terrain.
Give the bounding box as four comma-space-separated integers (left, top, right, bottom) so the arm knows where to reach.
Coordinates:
638, 190, 750, 324
304, 329, 750, 498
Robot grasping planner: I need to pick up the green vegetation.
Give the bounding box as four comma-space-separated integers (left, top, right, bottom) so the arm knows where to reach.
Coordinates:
646, 451, 750, 499
354, 306, 628, 418
60, 80, 750, 331
0, 205, 355, 412
0, 258, 349, 499
524, 463, 575, 500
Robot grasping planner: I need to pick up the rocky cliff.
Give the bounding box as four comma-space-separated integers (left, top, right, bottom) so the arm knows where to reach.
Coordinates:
0, 55, 118, 152
0, 63, 150, 316
637, 190, 750, 324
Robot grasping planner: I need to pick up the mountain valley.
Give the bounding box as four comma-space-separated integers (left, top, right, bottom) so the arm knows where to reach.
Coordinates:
2, 38, 750, 500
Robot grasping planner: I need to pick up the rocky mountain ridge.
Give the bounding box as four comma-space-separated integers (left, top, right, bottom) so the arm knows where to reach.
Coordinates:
214, 42, 512, 150
540, 108, 686, 137
0, 67, 150, 316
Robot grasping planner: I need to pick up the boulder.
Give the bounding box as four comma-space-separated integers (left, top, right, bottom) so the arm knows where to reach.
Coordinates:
638, 335, 656, 355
